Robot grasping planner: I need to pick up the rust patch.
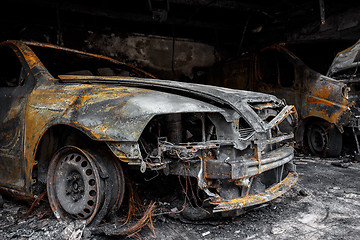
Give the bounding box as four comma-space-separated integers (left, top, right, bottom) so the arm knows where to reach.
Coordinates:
211, 172, 298, 212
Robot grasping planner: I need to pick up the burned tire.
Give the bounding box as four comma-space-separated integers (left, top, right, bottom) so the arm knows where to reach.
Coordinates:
47, 146, 124, 225
307, 121, 342, 157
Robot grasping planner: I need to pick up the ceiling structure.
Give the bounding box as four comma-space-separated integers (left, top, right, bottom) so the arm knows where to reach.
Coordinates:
2, 0, 360, 57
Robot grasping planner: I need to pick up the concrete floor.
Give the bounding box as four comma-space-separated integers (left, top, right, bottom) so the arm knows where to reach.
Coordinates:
1, 156, 359, 240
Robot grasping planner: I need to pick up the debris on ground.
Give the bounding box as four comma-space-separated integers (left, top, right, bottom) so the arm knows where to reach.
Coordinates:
61, 220, 86, 240
271, 225, 285, 235
299, 189, 309, 196
91, 201, 156, 238
0, 157, 359, 239
90, 181, 158, 238
331, 161, 351, 168
202, 231, 210, 237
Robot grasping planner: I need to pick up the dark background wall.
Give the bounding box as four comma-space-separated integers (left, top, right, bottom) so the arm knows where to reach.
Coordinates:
1, 0, 360, 81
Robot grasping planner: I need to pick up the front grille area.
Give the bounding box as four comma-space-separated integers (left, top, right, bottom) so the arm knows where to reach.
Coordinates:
239, 127, 255, 139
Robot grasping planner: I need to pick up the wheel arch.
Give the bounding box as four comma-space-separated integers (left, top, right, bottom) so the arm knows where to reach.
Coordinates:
296, 116, 343, 156
296, 116, 328, 150
31, 124, 118, 195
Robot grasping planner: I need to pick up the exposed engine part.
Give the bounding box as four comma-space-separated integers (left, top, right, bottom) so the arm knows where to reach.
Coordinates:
166, 114, 182, 144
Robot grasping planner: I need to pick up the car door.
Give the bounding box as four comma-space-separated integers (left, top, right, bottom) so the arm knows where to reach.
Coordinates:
0, 45, 29, 189
255, 48, 300, 107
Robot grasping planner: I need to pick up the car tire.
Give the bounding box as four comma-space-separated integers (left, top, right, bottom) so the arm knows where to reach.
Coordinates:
307, 121, 342, 157
47, 146, 125, 226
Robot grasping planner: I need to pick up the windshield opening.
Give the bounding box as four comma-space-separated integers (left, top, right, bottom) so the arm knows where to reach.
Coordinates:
28, 45, 150, 79
285, 40, 356, 75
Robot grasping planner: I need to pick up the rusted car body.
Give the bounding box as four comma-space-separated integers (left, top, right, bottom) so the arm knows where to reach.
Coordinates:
0, 40, 297, 225
208, 42, 359, 157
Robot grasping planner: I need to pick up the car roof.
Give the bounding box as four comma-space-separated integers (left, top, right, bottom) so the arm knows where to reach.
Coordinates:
2, 40, 157, 79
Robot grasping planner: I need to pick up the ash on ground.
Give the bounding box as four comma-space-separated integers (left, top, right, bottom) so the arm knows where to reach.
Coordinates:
1, 156, 360, 240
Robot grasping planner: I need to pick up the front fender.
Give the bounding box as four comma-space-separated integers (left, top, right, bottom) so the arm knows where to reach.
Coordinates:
24, 82, 224, 190
303, 75, 352, 131
28, 83, 224, 141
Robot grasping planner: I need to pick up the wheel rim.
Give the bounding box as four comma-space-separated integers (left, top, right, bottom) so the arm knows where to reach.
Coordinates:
47, 146, 104, 224
308, 124, 327, 155
55, 152, 98, 218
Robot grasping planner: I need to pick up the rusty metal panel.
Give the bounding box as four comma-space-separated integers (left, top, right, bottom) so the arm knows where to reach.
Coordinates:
208, 41, 360, 157
212, 171, 298, 212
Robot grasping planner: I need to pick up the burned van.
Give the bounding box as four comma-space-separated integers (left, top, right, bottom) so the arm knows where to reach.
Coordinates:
208, 41, 360, 157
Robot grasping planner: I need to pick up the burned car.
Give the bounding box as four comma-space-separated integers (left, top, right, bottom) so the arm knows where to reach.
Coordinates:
0, 40, 297, 225
208, 41, 359, 157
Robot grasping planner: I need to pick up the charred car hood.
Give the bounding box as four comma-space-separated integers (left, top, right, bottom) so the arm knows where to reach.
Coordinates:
59, 75, 283, 133
29, 81, 226, 142
327, 39, 360, 78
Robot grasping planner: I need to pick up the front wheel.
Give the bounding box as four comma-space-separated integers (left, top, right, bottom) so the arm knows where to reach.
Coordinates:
47, 146, 124, 225
306, 121, 342, 157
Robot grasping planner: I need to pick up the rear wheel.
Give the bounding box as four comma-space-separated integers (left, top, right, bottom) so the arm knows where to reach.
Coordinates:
306, 121, 342, 157
47, 146, 124, 225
